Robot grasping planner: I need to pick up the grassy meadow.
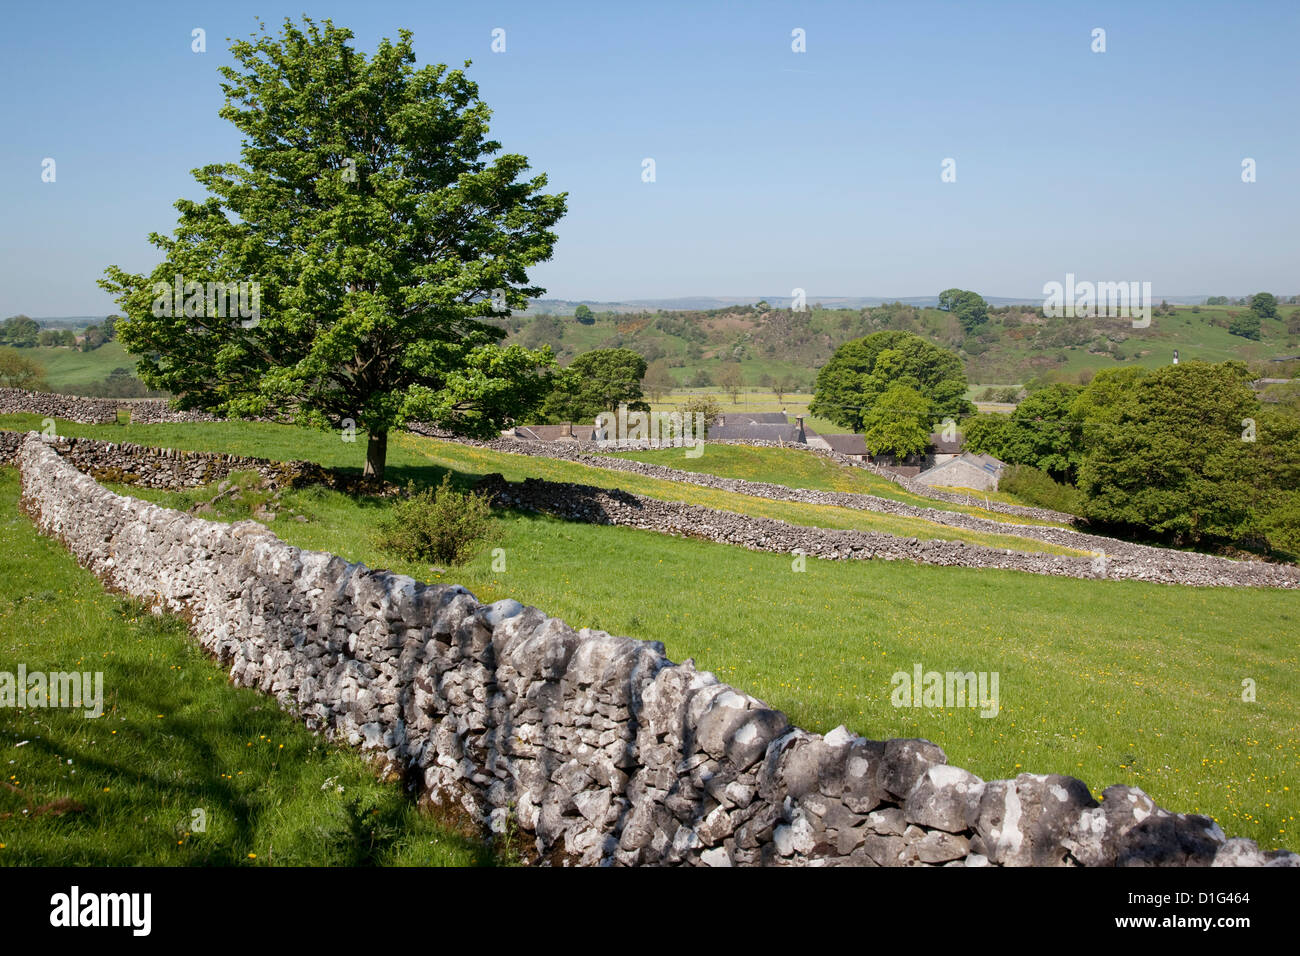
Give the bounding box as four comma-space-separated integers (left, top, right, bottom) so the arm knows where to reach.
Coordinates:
22, 341, 136, 389
602, 442, 1064, 525
1, 415, 1296, 848
0, 415, 1079, 550
0, 470, 501, 867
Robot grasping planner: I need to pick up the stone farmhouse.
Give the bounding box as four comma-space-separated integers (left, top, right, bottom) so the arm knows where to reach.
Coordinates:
915, 452, 1006, 492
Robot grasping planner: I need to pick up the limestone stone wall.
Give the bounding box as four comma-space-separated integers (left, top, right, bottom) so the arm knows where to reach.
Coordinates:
14, 432, 1295, 867
0, 387, 121, 424
0, 387, 224, 425
472, 474, 1300, 589
0, 431, 309, 489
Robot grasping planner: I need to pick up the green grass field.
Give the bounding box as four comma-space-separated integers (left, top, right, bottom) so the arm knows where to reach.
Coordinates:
3, 417, 1298, 851
0, 470, 500, 866
23, 342, 136, 389
602, 442, 1064, 526
0, 415, 1082, 553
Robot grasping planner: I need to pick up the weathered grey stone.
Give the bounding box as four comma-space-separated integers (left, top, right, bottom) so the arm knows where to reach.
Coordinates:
879, 738, 947, 800
911, 830, 971, 864
1117, 813, 1226, 867
904, 764, 985, 833
975, 774, 1098, 867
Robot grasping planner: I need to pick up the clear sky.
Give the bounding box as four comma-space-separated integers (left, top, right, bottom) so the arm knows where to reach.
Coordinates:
1, 0, 1297, 316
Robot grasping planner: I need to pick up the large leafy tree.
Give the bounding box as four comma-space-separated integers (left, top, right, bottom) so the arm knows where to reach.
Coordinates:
1249, 292, 1278, 320
0, 347, 47, 388
0, 315, 40, 348
810, 330, 971, 433
937, 288, 989, 333
1075, 362, 1260, 543
963, 383, 1083, 481
538, 348, 649, 423
862, 384, 931, 457
100, 18, 566, 480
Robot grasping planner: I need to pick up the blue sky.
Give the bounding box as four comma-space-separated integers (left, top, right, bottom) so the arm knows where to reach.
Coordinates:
1, 0, 1297, 316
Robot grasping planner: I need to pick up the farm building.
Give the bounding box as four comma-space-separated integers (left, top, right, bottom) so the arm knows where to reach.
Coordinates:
914, 452, 1006, 491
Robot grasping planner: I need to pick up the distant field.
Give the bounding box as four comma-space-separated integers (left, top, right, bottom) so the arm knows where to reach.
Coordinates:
22, 342, 136, 388
0, 414, 1081, 552
602, 442, 1064, 526
647, 388, 843, 434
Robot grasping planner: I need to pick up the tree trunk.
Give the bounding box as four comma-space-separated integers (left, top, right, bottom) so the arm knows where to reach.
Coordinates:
364, 429, 387, 483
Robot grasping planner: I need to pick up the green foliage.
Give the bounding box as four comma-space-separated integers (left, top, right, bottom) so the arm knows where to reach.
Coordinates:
716, 363, 744, 402
961, 412, 1012, 454
1249, 292, 1278, 320
374, 474, 493, 565
641, 359, 674, 403
810, 330, 971, 432
573, 304, 594, 324
998, 464, 1084, 515
0, 347, 47, 389
538, 348, 649, 423
80, 325, 106, 352
938, 288, 989, 333
99, 17, 566, 480
0, 314, 40, 348
861, 384, 931, 457
679, 395, 721, 435
1229, 310, 1262, 340
976, 385, 1020, 402
970, 384, 1083, 482
1075, 362, 1262, 543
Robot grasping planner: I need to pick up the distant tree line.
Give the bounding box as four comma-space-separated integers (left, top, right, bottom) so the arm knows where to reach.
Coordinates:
963, 362, 1300, 556
0, 314, 120, 351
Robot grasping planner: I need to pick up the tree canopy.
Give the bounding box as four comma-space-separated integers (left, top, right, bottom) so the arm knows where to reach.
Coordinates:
0, 347, 47, 389
100, 17, 566, 480
962, 383, 1083, 482
861, 384, 931, 457
1249, 292, 1278, 320
0, 315, 40, 348
810, 330, 971, 433
538, 348, 649, 423
1075, 362, 1262, 543
937, 288, 989, 333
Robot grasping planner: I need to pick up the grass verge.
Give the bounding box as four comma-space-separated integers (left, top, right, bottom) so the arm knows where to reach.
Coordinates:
0, 467, 494, 867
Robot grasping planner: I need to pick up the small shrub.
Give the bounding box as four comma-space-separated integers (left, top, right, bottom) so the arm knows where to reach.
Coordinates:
374, 474, 493, 565
999, 464, 1084, 515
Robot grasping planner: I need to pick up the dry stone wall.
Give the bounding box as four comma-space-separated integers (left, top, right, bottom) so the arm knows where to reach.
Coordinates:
14, 432, 1297, 867
0, 388, 121, 424
0, 431, 343, 492
473, 474, 1300, 588
6, 428, 1296, 588
0, 387, 229, 425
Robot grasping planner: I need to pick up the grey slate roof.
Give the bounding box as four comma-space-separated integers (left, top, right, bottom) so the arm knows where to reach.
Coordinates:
821, 433, 868, 456
707, 422, 805, 442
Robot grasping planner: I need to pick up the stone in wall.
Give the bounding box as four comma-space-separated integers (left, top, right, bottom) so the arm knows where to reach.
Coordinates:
14, 432, 1297, 867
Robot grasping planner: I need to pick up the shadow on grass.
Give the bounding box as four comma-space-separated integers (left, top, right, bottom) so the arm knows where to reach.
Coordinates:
0, 605, 496, 867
